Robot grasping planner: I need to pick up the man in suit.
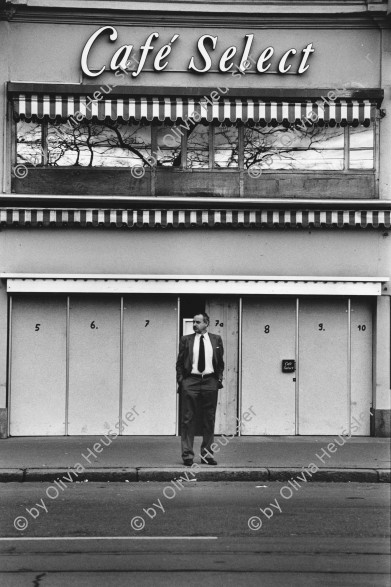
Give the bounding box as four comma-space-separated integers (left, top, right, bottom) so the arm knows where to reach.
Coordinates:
176, 313, 224, 467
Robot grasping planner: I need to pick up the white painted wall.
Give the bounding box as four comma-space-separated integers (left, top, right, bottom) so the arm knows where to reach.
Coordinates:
0, 228, 388, 277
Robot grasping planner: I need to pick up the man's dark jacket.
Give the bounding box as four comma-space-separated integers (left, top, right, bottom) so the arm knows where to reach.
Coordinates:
176, 333, 224, 390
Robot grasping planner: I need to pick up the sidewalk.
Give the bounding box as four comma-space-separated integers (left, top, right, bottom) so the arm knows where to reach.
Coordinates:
0, 436, 389, 482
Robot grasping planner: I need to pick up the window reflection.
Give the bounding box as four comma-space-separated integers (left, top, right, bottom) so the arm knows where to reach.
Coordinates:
46, 122, 151, 167
17, 121, 43, 166
187, 124, 209, 169
349, 126, 374, 170
349, 126, 373, 149
156, 125, 182, 167
214, 126, 238, 168
16, 120, 375, 172
244, 125, 344, 171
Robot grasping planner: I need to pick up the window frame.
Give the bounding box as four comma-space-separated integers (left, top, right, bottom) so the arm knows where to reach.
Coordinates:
14, 119, 376, 175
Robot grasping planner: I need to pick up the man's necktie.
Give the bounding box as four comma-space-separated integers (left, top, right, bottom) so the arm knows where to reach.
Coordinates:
198, 335, 205, 373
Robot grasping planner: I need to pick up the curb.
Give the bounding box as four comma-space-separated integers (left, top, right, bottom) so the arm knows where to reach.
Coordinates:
0, 467, 389, 483
268, 468, 379, 483
24, 468, 138, 483
138, 467, 269, 482
378, 469, 391, 483
0, 469, 24, 482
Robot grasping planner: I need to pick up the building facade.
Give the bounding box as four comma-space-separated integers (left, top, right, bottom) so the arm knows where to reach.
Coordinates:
0, 0, 390, 438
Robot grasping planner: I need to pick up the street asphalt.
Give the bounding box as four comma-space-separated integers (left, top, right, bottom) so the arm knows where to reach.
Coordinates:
0, 481, 389, 586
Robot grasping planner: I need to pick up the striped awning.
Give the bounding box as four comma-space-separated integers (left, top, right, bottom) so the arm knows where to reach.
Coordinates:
0, 208, 390, 229
12, 95, 377, 126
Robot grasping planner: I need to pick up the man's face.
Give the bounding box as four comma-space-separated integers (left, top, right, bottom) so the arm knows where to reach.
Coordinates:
193, 314, 208, 334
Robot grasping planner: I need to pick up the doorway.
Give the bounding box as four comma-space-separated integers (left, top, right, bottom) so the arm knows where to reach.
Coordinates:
178, 295, 239, 435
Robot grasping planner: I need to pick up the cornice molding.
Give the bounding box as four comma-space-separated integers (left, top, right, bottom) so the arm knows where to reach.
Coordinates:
1, 5, 390, 29
1, 0, 388, 12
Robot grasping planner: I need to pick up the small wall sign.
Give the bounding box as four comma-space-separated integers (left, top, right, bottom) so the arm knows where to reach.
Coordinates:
282, 360, 296, 373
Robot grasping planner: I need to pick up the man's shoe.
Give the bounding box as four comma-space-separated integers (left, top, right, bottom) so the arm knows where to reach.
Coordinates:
183, 459, 193, 467
204, 457, 218, 466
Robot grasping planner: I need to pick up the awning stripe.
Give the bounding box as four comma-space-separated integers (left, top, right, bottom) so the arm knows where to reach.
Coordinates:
12, 95, 377, 126
0, 208, 389, 229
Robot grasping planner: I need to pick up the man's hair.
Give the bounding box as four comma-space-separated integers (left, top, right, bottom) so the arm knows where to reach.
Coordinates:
195, 312, 210, 325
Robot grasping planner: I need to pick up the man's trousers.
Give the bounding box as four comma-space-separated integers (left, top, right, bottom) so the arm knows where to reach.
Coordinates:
180, 374, 219, 461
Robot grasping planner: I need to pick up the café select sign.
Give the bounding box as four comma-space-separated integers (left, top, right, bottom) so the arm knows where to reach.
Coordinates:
81, 26, 315, 77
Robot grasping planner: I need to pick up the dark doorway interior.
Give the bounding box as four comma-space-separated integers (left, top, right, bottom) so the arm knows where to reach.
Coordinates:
179, 295, 207, 335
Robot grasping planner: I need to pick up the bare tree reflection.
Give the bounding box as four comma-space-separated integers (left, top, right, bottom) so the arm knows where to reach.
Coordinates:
16, 120, 372, 171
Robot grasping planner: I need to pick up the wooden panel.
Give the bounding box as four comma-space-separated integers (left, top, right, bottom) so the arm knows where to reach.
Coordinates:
12, 168, 375, 199
299, 299, 348, 435
68, 296, 120, 434
241, 298, 296, 435
299, 175, 375, 199
156, 170, 240, 198
350, 299, 373, 436
243, 175, 279, 197
205, 297, 238, 435
10, 295, 67, 435
244, 172, 375, 199
122, 296, 177, 435
12, 168, 151, 196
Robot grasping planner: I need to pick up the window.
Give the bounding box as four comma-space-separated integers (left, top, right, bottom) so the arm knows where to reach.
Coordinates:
47, 122, 152, 167
156, 125, 182, 167
187, 124, 209, 169
17, 121, 43, 166
349, 125, 374, 170
214, 126, 239, 168
16, 120, 375, 172
17, 121, 152, 168
244, 126, 345, 171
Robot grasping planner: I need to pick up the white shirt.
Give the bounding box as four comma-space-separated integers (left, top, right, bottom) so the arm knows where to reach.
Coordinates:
191, 332, 214, 375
